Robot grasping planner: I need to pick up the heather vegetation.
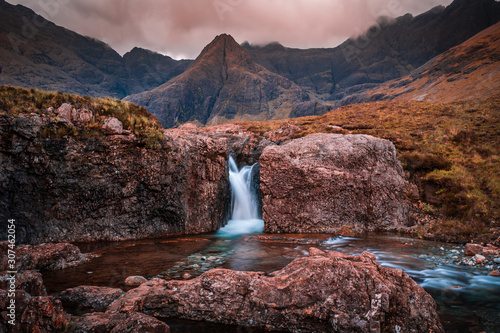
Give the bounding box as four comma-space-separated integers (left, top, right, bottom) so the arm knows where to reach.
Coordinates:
237, 97, 500, 242
0, 86, 164, 149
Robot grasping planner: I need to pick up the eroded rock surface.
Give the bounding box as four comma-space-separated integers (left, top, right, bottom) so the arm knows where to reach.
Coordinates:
108, 248, 443, 332
56, 286, 125, 313
260, 133, 410, 233
0, 112, 230, 244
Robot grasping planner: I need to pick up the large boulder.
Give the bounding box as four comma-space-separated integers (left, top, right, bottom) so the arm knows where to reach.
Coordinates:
107, 249, 443, 332
74, 311, 170, 333
260, 133, 410, 233
14, 243, 93, 270
56, 286, 125, 313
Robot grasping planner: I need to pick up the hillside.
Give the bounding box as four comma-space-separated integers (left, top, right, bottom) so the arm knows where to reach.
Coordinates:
335, 22, 500, 105
244, 0, 500, 102
0, 0, 191, 98
125, 34, 328, 128
230, 95, 500, 243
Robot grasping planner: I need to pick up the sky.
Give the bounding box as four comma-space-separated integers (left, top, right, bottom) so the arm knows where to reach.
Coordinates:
8, 0, 453, 59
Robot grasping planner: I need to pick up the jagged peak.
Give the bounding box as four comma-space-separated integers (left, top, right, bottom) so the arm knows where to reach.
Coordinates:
194, 33, 252, 64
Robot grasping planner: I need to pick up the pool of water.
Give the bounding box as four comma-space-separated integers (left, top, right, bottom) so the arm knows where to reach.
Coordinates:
42, 232, 500, 332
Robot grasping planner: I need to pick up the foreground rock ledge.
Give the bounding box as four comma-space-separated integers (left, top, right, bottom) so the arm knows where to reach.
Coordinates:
260, 133, 410, 233
108, 248, 443, 332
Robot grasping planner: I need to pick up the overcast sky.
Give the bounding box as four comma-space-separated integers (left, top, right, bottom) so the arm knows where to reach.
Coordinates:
8, 0, 453, 59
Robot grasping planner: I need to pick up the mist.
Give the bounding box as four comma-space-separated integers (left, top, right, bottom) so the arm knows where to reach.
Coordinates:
7, 0, 453, 59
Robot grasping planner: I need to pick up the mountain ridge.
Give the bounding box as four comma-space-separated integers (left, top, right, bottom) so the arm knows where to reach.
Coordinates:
124, 34, 325, 128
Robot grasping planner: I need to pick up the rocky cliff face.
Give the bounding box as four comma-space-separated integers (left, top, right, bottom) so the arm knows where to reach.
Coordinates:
260, 133, 410, 233
125, 34, 326, 128
0, 111, 230, 244
107, 248, 443, 332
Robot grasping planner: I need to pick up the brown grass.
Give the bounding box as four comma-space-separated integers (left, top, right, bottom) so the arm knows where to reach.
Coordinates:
236, 97, 500, 237
0, 86, 164, 149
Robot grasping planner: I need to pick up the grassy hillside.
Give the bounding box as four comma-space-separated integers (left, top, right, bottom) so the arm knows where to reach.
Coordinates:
0, 86, 164, 148
236, 97, 500, 243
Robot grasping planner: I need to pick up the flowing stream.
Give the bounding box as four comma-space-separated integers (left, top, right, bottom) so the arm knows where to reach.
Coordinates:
40, 159, 500, 332
216, 156, 264, 237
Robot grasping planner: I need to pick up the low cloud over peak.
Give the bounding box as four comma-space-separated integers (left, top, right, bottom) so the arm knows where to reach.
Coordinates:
8, 0, 453, 59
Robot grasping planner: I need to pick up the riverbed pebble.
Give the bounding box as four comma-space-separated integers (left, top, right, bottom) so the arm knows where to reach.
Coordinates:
490, 270, 500, 277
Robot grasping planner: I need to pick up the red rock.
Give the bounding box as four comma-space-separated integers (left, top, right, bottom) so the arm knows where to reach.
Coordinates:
465, 243, 500, 256
20, 296, 69, 332
102, 117, 123, 135
0, 270, 47, 296
74, 311, 169, 333
124, 276, 147, 287
111, 312, 170, 333
108, 248, 443, 332
465, 243, 483, 256
260, 133, 410, 233
490, 270, 500, 276
56, 285, 124, 313
74, 312, 126, 332
15, 243, 93, 270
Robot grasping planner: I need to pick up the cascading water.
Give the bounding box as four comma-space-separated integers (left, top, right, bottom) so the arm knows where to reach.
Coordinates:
217, 156, 264, 237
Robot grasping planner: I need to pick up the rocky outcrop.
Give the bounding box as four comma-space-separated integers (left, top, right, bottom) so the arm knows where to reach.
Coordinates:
56, 286, 125, 313
0, 271, 69, 332
107, 248, 443, 332
74, 311, 170, 333
14, 243, 94, 271
0, 111, 230, 244
260, 133, 410, 233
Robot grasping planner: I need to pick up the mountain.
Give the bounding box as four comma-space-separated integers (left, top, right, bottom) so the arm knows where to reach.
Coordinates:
0, 0, 191, 98
123, 47, 191, 95
124, 34, 327, 128
331, 22, 500, 105
243, 0, 500, 101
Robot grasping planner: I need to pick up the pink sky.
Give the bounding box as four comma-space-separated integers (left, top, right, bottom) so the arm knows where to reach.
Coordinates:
8, 0, 453, 59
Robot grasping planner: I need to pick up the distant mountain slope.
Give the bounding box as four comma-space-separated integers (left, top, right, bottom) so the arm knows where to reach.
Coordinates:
0, 0, 190, 98
123, 47, 192, 95
335, 22, 500, 105
243, 0, 500, 100
0, 0, 128, 97
124, 34, 326, 128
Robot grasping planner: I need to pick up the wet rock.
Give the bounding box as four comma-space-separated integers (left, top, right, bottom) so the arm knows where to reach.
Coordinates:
0, 270, 47, 296
20, 296, 69, 333
111, 311, 170, 332
102, 117, 123, 135
246, 235, 322, 245
125, 276, 147, 287
465, 243, 500, 256
490, 270, 500, 276
260, 133, 410, 233
74, 311, 170, 333
494, 258, 500, 264
15, 243, 93, 270
56, 286, 124, 313
475, 254, 486, 264
108, 248, 443, 332
0, 113, 230, 244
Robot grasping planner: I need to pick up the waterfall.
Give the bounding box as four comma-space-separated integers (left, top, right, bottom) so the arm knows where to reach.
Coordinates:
217, 156, 264, 237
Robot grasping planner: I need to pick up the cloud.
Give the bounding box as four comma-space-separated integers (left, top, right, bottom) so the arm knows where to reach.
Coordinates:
7, 0, 453, 59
